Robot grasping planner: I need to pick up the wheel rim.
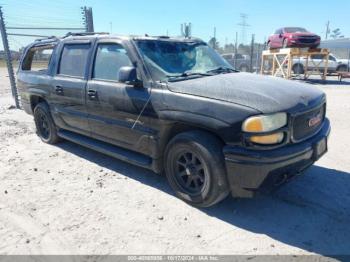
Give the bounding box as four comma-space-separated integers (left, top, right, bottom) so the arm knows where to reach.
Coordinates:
174, 150, 209, 195
37, 110, 50, 139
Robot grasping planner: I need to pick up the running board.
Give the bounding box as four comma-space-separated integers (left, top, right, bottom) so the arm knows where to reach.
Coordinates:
57, 130, 153, 170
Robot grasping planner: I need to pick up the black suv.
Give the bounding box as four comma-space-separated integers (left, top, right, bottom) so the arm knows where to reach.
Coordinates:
17, 33, 330, 207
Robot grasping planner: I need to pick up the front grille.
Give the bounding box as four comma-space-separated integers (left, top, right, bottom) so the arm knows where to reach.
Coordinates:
297, 36, 318, 44
292, 103, 325, 141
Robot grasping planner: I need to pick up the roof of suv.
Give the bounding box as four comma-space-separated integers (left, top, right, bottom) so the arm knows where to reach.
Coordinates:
33, 32, 203, 46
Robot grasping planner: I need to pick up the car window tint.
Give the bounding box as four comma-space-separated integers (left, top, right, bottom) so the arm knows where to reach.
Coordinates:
93, 43, 132, 81
59, 44, 90, 77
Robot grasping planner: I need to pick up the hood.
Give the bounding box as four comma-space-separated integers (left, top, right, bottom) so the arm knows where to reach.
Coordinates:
167, 73, 325, 113
337, 59, 350, 64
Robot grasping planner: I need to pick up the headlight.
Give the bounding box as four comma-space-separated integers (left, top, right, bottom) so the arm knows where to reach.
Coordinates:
242, 113, 287, 145
242, 113, 287, 133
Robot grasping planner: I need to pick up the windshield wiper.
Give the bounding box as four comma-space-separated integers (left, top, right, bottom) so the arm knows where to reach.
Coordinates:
166, 71, 212, 81
206, 67, 238, 74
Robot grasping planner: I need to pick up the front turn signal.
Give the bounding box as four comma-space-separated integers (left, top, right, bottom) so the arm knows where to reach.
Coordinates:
250, 132, 284, 145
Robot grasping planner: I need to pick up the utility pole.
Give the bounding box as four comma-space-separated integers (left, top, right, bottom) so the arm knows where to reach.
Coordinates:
213, 27, 216, 50
181, 23, 192, 38
0, 6, 20, 108
325, 21, 330, 40
237, 13, 250, 44
234, 31, 238, 68
250, 34, 255, 73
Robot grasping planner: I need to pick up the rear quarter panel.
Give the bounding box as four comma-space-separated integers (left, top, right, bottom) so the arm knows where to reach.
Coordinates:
17, 71, 52, 114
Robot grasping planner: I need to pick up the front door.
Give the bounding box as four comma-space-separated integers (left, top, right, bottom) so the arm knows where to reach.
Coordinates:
51, 42, 92, 135
86, 42, 152, 150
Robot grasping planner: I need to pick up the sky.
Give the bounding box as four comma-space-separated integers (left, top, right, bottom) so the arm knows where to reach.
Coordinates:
0, 0, 350, 50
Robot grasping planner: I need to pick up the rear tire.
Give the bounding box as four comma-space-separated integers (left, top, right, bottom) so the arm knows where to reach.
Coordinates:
164, 131, 229, 207
292, 64, 304, 74
267, 41, 272, 50
34, 102, 60, 144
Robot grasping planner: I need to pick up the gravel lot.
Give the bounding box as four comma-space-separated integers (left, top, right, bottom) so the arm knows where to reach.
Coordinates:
0, 68, 350, 256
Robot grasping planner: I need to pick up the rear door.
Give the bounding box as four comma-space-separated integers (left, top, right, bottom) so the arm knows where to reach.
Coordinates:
86, 40, 152, 150
51, 41, 92, 135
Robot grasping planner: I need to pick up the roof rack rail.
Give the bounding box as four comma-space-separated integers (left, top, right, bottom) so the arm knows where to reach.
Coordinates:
63, 32, 109, 38
34, 36, 59, 42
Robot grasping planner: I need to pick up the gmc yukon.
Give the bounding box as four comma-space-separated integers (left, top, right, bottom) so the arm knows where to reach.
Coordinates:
17, 32, 330, 207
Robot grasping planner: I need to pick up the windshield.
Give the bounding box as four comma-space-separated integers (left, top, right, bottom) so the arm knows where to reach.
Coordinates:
284, 27, 308, 33
135, 40, 234, 82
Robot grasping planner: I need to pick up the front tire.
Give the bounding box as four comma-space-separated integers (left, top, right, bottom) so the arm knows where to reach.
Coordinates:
164, 131, 229, 207
34, 102, 60, 144
337, 65, 348, 72
282, 39, 288, 48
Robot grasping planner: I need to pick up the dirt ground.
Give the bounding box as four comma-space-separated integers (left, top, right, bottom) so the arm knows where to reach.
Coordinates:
0, 67, 350, 256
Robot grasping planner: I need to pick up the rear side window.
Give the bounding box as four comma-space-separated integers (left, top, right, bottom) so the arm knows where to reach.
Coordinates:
93, 43, 132, 81
21, 45, 54, 72
58, 44, 90, 77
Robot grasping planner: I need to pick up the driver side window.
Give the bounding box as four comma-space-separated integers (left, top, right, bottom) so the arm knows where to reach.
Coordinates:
93, 43, 132, 81
329, 55, 336, 62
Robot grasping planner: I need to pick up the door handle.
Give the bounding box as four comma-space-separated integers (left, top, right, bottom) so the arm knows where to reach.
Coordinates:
55, 85, 63, 95
87, 89, 98, 99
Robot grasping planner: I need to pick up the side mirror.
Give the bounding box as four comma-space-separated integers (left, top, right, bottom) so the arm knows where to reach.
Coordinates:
118, 66, 138, 84
279, 33, 283, 38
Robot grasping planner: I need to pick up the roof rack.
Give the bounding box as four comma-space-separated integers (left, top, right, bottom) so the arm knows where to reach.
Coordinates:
34, 36, 59, 42
63, 32, 109, 38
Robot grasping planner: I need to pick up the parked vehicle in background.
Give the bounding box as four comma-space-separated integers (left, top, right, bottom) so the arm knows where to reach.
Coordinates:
268, 27, 321, 49
292, 53, 349, 74
17, 33, 330, 207
222, 53, 252, 72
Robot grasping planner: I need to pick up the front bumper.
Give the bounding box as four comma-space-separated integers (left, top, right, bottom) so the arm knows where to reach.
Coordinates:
224, 118, 330, 198
288, 38, 320, 47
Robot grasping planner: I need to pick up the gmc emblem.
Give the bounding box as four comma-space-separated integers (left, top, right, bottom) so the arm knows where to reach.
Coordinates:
308, 113, 322, 127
